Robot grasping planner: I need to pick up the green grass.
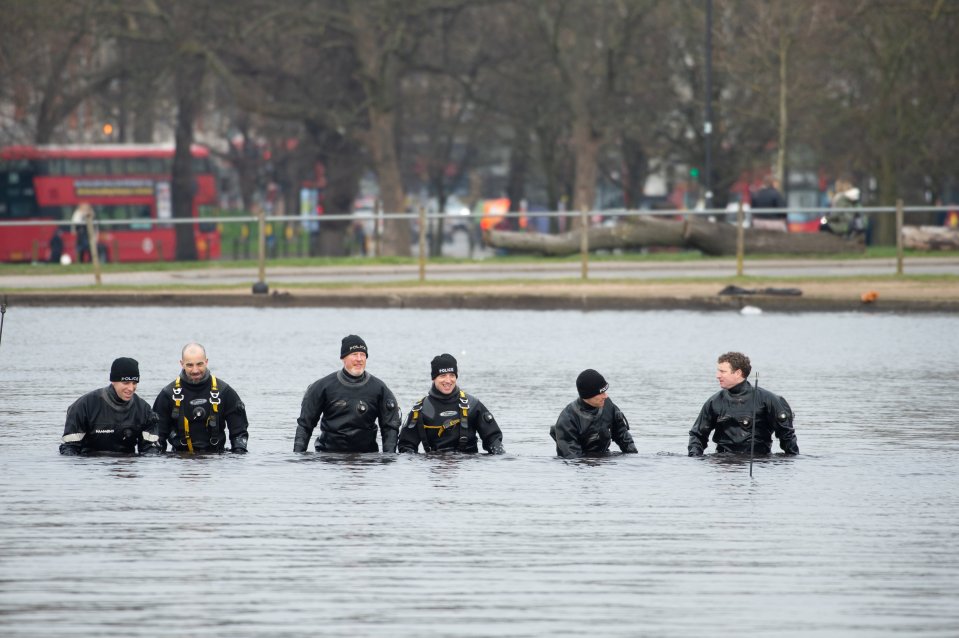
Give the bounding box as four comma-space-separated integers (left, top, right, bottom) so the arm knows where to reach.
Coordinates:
2, 246, 958, 277
4, 272, 956, 295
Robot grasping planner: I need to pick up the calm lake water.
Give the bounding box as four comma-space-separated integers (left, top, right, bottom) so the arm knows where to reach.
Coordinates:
1, 306, 957, 637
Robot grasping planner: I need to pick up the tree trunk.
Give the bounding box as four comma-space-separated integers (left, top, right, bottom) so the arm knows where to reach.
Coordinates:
506, 129, 530, 230
570, 115, 600, 225
901, 226, 959, 250
365, 110, 409, 256
486, 219, 865, 256
171, 53, 204, 262
351, 4, 410, 257
776, 9, 789, 186
486, 218, 686, 255
871, 152, 898, 246
322, 136, 364, 257
621, 136, 648, 209
683, 220, 864, 256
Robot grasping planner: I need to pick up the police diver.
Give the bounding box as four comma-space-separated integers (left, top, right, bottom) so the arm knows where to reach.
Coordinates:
60, 357, 162, 456
397, 353, 505, 454
153, 343, 249, 454
688, 351, 799, 456
294, 335, 401, 453
551, 369, 638, 459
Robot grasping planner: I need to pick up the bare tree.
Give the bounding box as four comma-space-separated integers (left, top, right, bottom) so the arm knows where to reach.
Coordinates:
528, 0, 661, 220
809, 0, 959, 242
0, 1, 123, 144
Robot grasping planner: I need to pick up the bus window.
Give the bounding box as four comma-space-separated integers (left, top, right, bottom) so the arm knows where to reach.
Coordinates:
0, 170, 38, 218
83, 159, 109, 175
63, 158, 83, 175
45, 159, 64, 175
125, 157, 151, 174
131, 205, 153, 230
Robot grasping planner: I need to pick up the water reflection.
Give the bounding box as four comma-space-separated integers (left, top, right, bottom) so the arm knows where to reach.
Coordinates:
295, 452, 399, 466
1, 307, 958, 636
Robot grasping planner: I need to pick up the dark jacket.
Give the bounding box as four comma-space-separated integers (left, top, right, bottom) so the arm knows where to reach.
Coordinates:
751, 186, 787, 219
60, 386, 161, 455
397, 385, 505, 454
688, 380, 799, 456
153, 371, 249, 453
550, 397, 637, 459
294, 369, 400, 453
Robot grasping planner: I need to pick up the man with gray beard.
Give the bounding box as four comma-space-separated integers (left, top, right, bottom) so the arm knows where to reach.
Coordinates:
295, 335, 401, 453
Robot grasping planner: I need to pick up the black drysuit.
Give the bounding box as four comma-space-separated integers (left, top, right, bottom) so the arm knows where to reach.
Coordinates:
688, 380, 798, 456
153, 371, 249, 453
397, 385, 505, 454
60, 386, 161, 455
550, 397, 637, 459
294, 369, 401, 453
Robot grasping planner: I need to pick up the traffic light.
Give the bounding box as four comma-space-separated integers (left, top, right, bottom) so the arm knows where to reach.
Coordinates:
690, 167, 700, 180
102, 122, 114, 137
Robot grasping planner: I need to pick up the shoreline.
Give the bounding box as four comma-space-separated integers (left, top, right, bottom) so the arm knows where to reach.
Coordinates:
6, 280, 959, 313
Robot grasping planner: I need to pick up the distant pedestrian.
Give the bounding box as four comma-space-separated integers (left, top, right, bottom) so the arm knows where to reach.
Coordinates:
750, 176, 787, 231
71, 203, 95, 263
820, 176, 864, 239
48, 227, 64, 264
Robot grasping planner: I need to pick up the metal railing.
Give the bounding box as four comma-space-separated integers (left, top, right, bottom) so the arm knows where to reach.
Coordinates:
1, 202, 952, 288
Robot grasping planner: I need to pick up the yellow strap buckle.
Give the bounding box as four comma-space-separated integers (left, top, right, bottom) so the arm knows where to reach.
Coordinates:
183, 416, 194, 455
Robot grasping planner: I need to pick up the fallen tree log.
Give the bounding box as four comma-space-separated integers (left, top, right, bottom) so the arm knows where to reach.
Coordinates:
486, 217, 866, 256
683, 219, 865, 256
485, 217, 686, 255
901, 225, 959, 250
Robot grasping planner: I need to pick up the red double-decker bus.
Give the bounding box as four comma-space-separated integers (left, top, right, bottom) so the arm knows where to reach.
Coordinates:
0, 144, 220, 262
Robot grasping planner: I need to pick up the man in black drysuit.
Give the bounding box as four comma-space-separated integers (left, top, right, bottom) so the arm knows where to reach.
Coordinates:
60, 357, 162, 456
397, 353, 505, 454
688, 351, 799, 456
550, 368, 638, 459
153, 342, 249, 454
294, 335, 400, 453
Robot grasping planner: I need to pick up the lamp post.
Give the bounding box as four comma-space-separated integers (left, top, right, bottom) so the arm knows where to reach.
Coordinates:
704, 0, 714, 211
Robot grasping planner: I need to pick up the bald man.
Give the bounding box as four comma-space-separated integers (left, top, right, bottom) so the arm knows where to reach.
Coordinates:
153, 342, 249, 454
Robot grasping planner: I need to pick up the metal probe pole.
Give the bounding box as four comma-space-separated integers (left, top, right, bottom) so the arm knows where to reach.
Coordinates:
749, 372, 759, 478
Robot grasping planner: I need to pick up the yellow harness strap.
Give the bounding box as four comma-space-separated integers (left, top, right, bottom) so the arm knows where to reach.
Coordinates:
210, 375, 219, 417
419, 391, 470, 438
174, 376, 194, 455
422, 419, 460, 437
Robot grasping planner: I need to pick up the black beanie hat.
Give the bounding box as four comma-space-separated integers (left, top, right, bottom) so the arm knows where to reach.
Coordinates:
340, 334, 368, 359
110, 357, 140, 382
576, 368, 608, 399
430, 353, 458, 379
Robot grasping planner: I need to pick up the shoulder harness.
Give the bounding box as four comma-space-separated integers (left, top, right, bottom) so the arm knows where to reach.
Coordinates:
412, 390, 470, 451
172, 375, 220, 454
